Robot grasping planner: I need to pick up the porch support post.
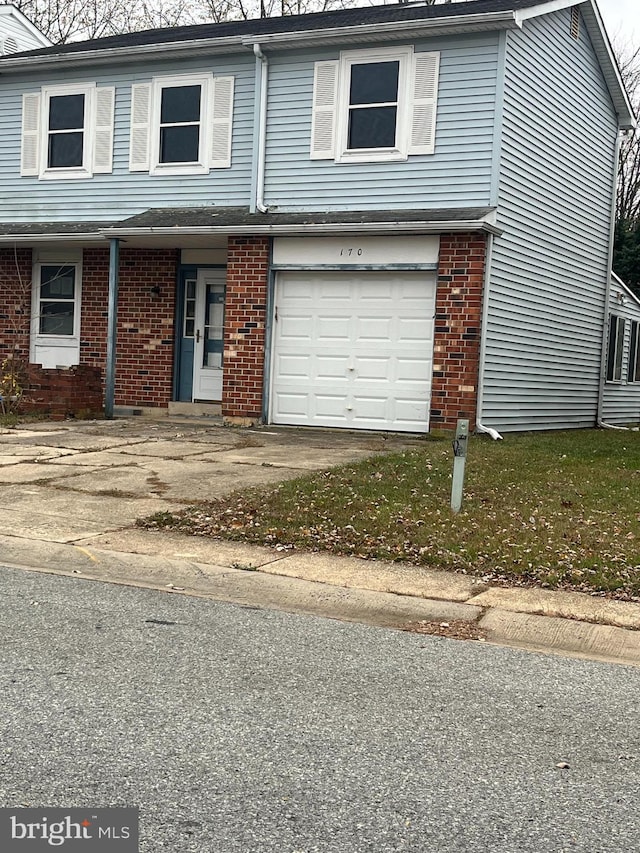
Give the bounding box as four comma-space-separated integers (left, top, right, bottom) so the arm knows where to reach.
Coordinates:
105, 237, 120, 419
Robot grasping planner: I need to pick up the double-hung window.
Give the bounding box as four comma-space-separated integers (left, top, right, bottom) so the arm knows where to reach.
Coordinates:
46, 92, 86, 170
346, 58, 401, 152
38, 265, 77, 336
158, 84, 202, 165
310, 46, 439, 163
130, 73, 235, 175
21, 83, 115, 180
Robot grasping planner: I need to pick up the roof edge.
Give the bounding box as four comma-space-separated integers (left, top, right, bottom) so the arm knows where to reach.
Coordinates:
0, 10, 520, 71
101, 218, 504, 238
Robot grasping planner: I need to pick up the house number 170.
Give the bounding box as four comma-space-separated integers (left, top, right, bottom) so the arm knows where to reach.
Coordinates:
340, 248, 363, 256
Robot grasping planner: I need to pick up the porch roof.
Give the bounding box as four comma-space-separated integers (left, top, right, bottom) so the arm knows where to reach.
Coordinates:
0, 206, 501, 247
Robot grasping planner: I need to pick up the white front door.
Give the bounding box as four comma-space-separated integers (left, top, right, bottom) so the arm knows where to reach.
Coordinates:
192, 269, 225, 401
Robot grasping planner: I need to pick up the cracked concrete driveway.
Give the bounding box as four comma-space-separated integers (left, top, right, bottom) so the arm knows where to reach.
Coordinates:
0, 417, 423, 544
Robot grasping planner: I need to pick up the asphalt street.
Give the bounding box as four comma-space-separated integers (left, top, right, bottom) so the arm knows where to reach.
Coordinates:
1, 565, 639, 853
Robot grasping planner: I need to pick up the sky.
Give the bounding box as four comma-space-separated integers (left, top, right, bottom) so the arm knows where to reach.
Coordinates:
598, 0, 640, 48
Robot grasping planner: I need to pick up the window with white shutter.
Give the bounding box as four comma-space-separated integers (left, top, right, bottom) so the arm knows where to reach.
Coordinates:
20, 83, 115, 180
310, 61, 338, 160
131, 73, 234, 175
311, 46, 439, 164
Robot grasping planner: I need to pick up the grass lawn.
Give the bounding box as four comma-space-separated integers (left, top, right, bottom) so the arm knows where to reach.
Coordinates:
139, 428, 640, 599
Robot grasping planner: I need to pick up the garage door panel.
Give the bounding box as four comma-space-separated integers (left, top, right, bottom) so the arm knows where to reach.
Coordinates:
272, 271, 435, 432
315, 355, 350, 380
274, 392, 310, 417
276, 354, 311, 378
396, 357, 433, 382
394, 398, 431, 424
314, 394, 351, 419
278, 314, 314, 341
355, 317, 392, 340
353, 356, 392, 381
397, 316, 434, 342
317, 316, 351, 340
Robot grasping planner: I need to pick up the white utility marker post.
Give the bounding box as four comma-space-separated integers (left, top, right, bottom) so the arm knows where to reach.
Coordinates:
450, 418, 469, 513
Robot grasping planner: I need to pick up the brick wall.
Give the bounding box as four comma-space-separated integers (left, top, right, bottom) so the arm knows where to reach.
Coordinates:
0, 247, 32, 364
430, 232, 486, 430
82, 247, 178, 408
23, 364, 103, 419
222, 236, 270, 422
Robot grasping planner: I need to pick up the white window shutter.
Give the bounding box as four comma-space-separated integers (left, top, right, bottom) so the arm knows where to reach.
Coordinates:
408, 51, 440, 156
21, 92, 41, 176
93, 86, 115, 174
310, 60, 338, 160
210, 76, 234, 169
129, 82, 151, 172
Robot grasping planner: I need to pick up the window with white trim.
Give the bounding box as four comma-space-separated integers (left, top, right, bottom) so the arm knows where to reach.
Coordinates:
606, 314, 626, 382
129, 73, 235, 175
628, 320, 640, 383
310, 47, 439, 163
21, 83, 115, 180
37, 265, 77, 335
30, 256, 82, 369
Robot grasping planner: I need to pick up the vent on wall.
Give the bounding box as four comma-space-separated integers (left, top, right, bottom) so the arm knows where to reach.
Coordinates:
1, 36, 19, 54
570, 6, 580, 40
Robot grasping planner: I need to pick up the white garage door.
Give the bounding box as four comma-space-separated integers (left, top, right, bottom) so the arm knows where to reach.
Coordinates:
270, 271, 436, 432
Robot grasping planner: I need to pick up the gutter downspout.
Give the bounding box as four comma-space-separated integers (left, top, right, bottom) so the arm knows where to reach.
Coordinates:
252, 43, 269, 214
475, 232, 503, 440
104, 237, 120, 419
597, 130, 627, 431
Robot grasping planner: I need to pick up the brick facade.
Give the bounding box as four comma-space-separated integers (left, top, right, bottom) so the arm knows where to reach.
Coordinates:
81, 247, 178, 408
430, 232, 486, 430
0, 246, 177, 417
0, 234, 486, 431
222, 236, 270, 422
0, 247, 33, 365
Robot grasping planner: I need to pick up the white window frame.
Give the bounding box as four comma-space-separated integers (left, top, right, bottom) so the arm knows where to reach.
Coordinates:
40, 83, 95, 180
149, 73, 212, 176
30, 255, 83, 369
335, 46, 413, 164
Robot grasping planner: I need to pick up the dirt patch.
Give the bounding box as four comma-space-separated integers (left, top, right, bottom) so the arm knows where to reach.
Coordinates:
404, 619, 487, 641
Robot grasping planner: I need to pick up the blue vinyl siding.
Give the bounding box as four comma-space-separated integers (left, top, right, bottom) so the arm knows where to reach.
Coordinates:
263, 34, 499, 211
482, 8, 619, 431
0, 33, 499, 222
0, 55, 255, 222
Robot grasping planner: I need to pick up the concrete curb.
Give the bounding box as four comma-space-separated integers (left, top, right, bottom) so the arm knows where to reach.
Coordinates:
2, 529, 640, 667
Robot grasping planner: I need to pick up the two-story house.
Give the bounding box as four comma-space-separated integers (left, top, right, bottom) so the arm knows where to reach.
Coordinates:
0, 0, 636, 433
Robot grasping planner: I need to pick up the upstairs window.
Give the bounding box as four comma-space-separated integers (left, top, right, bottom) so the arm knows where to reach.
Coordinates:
311, 47, 439, 163
47, 93, 85, 169
21, 84, 115, 180
159, 84, 202, 164
347, 60, 399, 150
130, 73, 235, 175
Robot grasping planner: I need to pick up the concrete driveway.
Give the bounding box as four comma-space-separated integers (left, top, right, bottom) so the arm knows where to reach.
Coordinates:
0, 417, 422, 544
